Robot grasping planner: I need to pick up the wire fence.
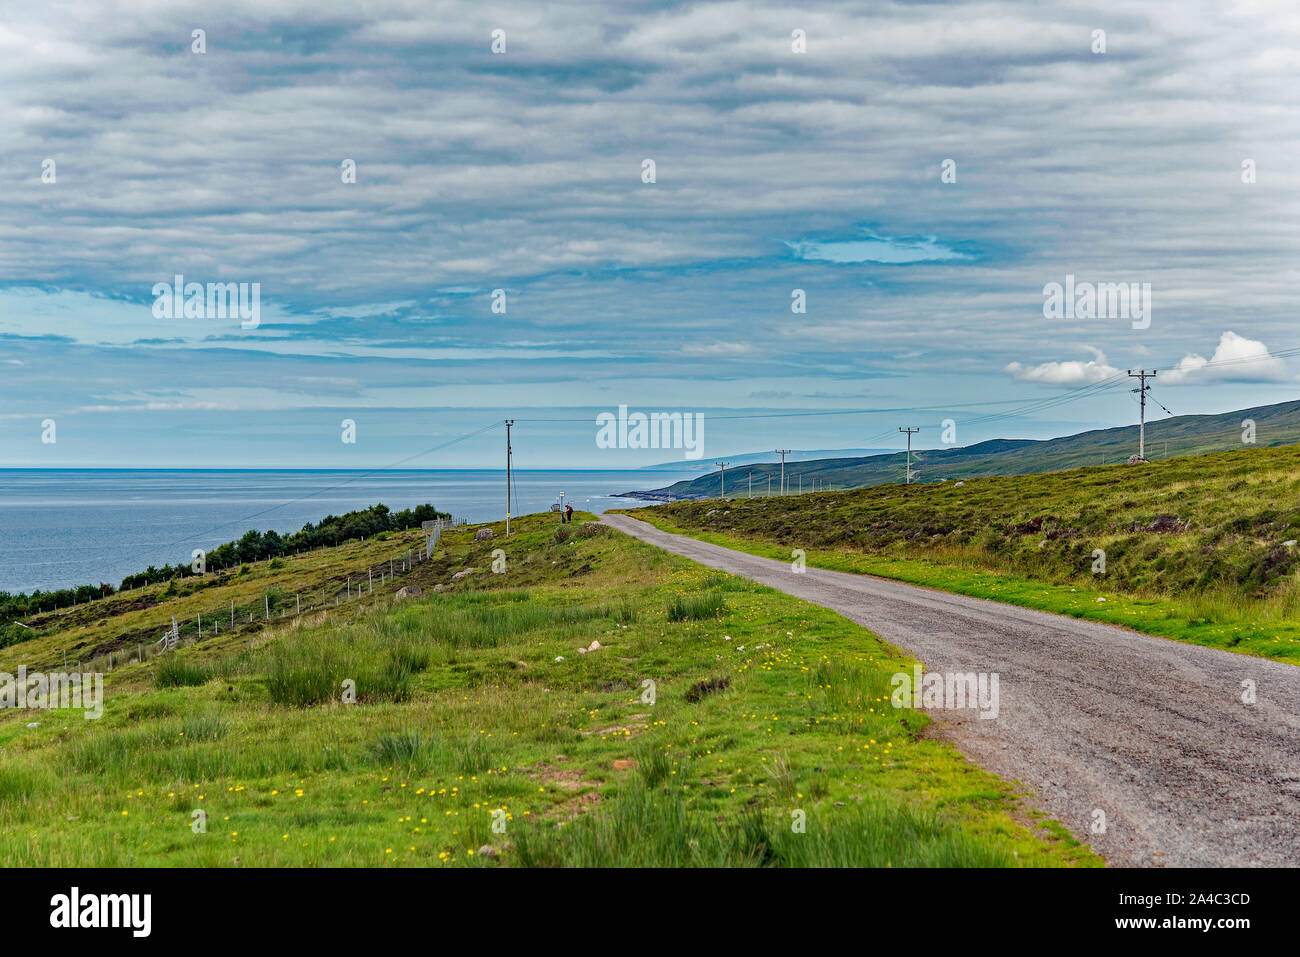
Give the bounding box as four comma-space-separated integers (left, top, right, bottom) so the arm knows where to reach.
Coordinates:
731, 472, 854, 497
56, 517, 472, 675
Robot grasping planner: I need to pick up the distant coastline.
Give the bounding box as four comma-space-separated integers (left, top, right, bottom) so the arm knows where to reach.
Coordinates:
0, 467, 695, 594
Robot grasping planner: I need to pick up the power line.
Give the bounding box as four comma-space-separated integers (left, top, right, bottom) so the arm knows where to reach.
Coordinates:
156, 419, 503, 551
898, 427, 920, 484
1128, 370, 1157, 461
774, 450, 791, 494
1128, 387, 1174, 418
512, 394, 1105, 425
505, 419, 515, 536
712, 462, 733, 496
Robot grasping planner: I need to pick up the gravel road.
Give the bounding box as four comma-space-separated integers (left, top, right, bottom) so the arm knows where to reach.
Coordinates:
602, 513, 1300, 867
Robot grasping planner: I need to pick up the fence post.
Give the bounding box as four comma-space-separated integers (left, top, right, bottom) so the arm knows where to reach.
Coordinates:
368, 568, 372, 593
265, 595, 269, 620
296, 594, 300, 615
197, 613, 201, 638
230, 600, 234, 627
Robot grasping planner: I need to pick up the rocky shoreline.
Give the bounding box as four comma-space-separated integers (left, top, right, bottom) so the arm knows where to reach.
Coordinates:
610, 489, 703, 503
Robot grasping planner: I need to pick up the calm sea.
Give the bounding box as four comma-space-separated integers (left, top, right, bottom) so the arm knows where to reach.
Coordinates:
0, 469, 694, 594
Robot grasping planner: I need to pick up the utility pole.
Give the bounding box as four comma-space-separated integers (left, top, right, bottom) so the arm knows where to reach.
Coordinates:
714, 461, 730, 497
1127, 370, 1156, 461
899, 427, 920, 484
505, 418, 514, 535
774, 450, 791, 495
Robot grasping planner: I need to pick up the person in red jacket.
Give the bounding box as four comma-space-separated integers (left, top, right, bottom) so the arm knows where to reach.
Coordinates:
564, 504, 574, 524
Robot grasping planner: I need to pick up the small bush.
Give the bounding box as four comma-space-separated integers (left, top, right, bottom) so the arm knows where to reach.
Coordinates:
0, 624, 30, 649
685, 675, 731, 703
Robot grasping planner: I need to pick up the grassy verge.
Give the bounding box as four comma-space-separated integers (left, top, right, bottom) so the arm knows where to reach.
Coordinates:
618, 500, 1300, 665
0, 512, 1097, 867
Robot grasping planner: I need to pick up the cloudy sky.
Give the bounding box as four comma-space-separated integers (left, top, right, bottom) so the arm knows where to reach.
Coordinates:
2, 0, 1298, 468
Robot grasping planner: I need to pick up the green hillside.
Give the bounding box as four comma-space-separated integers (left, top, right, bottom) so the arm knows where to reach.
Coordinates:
624, 397, 1300, 500
624, 443, 1300, 664
0, 512, 1094, 867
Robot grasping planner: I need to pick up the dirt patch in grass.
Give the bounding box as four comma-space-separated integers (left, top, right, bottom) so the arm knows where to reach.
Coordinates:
530, 760, 599, 792
547, 789, 603, 822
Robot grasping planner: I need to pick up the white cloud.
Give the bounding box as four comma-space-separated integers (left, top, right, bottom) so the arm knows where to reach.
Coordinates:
1005, 347, 1120, 385
681, 341, 753, 357
1162, 331, 1288, 384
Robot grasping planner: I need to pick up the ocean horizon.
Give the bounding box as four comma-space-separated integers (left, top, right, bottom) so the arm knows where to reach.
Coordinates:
0, 467, 695, 594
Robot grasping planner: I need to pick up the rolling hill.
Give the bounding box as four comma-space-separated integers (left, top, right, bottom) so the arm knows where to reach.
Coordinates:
619, 397, 1300, 500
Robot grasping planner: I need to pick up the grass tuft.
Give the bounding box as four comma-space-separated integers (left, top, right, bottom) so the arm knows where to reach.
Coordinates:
666, 593, 726, 621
